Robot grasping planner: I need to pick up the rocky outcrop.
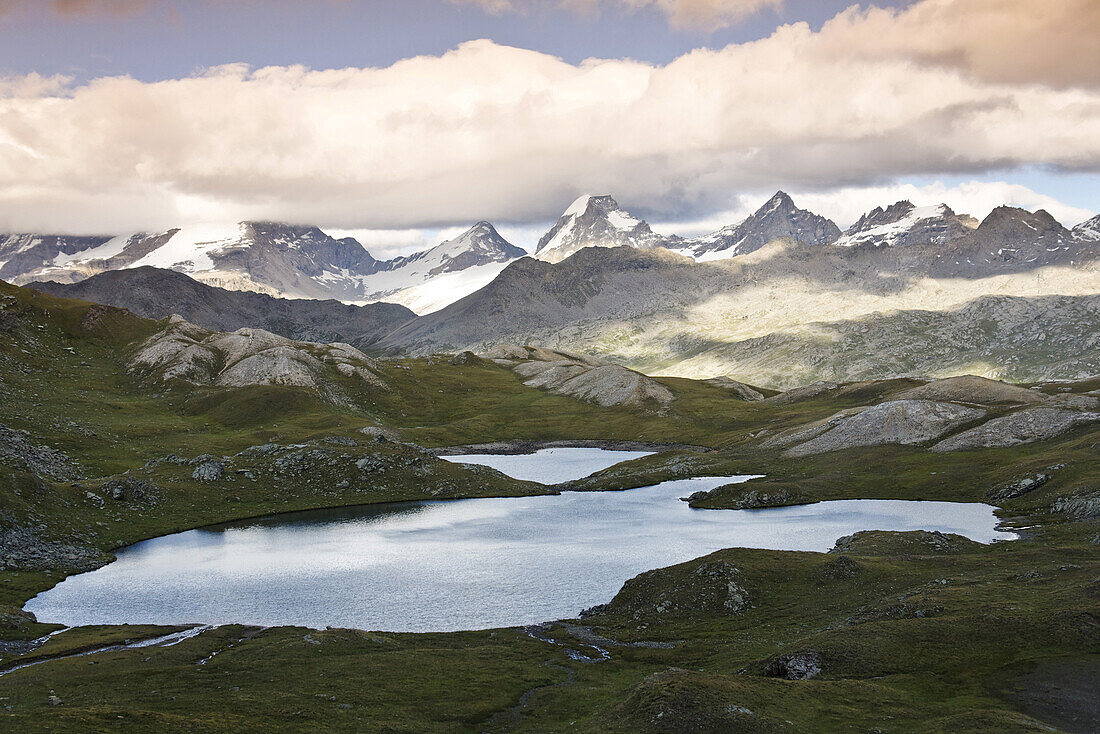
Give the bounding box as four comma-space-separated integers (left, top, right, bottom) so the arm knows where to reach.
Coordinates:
604, 559, 750, 621
130, 316, 386, 393
0, 525, 110, 572
988, 472, 1053, 502
0, 424, 82, 481
763, 651, 822, 680
482, 343, 603, 366
1051, 490, 1100, 520
685, 484, 807, 509
512, 360, 668, 413
930, 407, 1100, 452
511, 356, 674, 411
704, 376, 766, 401
760, 381, 840, 405
766, 400, 985, 457
485, 343, 674, 411
895, 375, 1046, 405
829, 530, 984, 556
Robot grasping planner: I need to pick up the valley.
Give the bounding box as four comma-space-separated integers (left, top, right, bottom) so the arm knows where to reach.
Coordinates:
0, 279, 1097, 732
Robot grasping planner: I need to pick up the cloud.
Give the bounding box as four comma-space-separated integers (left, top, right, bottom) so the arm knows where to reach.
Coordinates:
1, 0, 1099, 234
819, 0, 1100, 88
447, 0, 780, 29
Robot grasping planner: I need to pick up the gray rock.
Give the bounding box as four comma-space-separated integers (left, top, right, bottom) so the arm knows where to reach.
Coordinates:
1051, 490, 1100, 520
763, 651, 822, 680
989, 473, 1050, 502
191, 461, 225, 482
0, 423, 82, 481
778, 400, 985, 457
514, 357, 673, 411
930, 407, 1100, 452
130, 317, 386, 394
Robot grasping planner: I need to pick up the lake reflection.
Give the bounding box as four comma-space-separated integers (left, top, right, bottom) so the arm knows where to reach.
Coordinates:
27, 449, 1013, 631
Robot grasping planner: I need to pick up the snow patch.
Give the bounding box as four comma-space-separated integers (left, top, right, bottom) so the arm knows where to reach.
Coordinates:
125, 223, 246, 273
52, 234, 132, 266
563, 195, 596, 219
835, 204, 947, 248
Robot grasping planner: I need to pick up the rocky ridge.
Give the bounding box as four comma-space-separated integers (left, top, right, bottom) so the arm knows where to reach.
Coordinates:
687, 191, 841, 259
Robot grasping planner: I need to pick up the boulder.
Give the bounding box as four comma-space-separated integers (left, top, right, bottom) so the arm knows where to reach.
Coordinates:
192, 460, 225, 482
763, 651, 822, 680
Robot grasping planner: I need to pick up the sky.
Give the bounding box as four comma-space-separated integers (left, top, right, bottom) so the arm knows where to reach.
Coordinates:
0, 0, 1098, 256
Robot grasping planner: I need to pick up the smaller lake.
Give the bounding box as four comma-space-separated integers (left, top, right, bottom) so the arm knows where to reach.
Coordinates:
27, 449, 1014, 632
441, 447, 654, 484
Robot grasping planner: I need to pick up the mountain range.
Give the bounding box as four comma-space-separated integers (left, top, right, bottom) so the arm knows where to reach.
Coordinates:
0, 220, 523, 315
9, 191, 1100, 388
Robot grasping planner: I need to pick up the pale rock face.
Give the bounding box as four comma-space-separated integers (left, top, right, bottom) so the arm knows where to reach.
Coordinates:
216, 346, 325, 388
704, 376, 765, 401
534, 195, 666, 264
930, 407, 1100, 452
768, 399, 987, 456
504, 347, 673, 411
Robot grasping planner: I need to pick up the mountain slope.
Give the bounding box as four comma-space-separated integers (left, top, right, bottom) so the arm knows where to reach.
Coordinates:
687, 191, 841, 259
533, 195, 666, 263
380, 205, 1100, 385
29, 267, 415, 348
1072, 213, 1100, 242
357, 221, 526, 314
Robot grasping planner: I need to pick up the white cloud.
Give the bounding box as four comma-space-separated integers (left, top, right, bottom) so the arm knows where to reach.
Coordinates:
1, 0, 1099, 234
818, 0, 1100, 88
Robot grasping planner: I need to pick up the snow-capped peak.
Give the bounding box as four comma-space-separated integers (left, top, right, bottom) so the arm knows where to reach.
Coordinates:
533, 194, 662, 263
689, 190, 840, 259
834, 201, 975, 248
